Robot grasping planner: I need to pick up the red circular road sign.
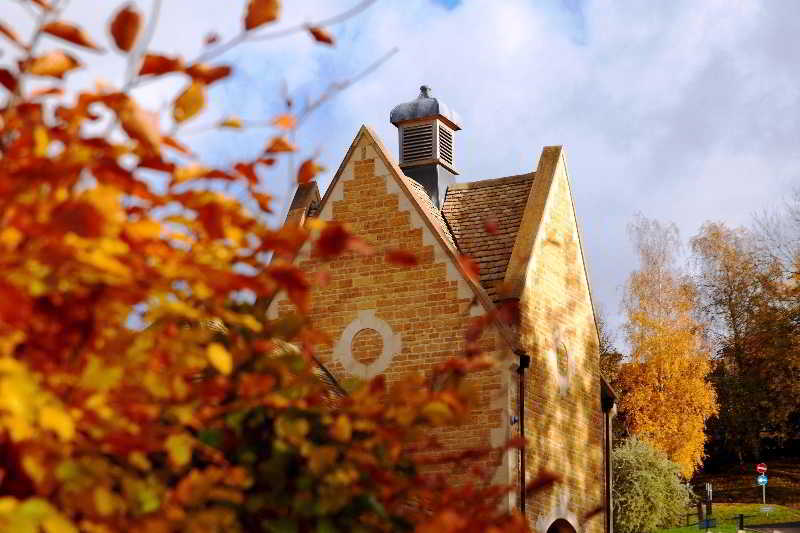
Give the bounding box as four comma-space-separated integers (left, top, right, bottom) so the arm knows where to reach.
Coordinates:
757, 463, 767, 473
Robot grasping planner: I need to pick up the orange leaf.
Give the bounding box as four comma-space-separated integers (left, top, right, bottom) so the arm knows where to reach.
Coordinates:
23, 50, 81, 78
196, 203, 225, 240
138, 53, 184, 76
115, 98, 161, 151
264, 136, 295, 153
219, 116, 243, 129
296, 159, 323, 184
29, 0, 51, 9
271, 113, 295, 130
331, 415, 352, 442
307, 26, 334, 46
42, 21, 104, 51
234, 162, 258, 185
386, 249, 419, 267
0, 22, 26, 50
185, 63, 231, 84
172, 81, 206, 123
109, 4, 142, 52
29, 86, 63, 98
267, 263, 310, 313
458, 254, 480, 282
524, 470, 561, 496
162, 136, 192, 155
244, 0, 280, 30
0, 69, 18, 93
313, 223, 373, 259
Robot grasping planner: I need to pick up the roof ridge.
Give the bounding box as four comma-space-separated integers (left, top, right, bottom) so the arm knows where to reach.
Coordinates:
446, 172, 534, 191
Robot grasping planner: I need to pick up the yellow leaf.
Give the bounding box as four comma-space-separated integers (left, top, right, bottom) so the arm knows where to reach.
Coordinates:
421, 401, 452, 426
173, 164, 211, 183
125, 220, 161, 240
0, 227, 22, 250
271, 113, 295, 130
24, 50, 82, 78
244, 0, 280, 30
39, 405, 75, 441
165, 433, 193, 468
206, 343, 232, 375
42, 515, 79, 533
219, 116, 243, 129
23, 454, 46, 484
93, 486, 115, 516
172, 81, 206, 123
33, 126, 49, 157
264, 136, 295, 153
330, 414, 351, 442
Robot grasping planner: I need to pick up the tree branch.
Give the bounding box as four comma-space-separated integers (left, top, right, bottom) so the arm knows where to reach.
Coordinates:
195, 0, 378, 64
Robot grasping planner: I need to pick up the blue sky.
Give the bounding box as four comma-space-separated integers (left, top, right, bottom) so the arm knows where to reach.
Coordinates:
2, 0, 798, 343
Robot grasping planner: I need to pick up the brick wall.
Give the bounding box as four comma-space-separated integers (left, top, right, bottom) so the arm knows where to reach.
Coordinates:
268, 132, 606, 531
518, 149, 606, 532
268, 133, 514, 497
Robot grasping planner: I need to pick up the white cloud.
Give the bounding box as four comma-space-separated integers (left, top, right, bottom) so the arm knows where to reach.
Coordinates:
2, 0, 798, 341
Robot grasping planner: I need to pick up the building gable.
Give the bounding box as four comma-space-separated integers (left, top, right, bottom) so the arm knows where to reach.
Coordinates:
507, 146, 605, 527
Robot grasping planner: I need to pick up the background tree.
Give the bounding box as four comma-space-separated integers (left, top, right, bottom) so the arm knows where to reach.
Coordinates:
595, 306, 622, 385
692, 205, 800, 463
0, 2, 536, 531
612, 437, 691, 533
616, 215, 717, 477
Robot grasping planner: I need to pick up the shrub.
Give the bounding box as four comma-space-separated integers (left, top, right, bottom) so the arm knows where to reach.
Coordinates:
613, 437, 691, 533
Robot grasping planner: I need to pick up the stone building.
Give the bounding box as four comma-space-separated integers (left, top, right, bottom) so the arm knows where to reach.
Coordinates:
269, 87, 616, 533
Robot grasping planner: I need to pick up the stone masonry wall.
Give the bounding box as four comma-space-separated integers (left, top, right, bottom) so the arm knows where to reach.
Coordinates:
519, 151, 606, 533
268, 134, 514, 495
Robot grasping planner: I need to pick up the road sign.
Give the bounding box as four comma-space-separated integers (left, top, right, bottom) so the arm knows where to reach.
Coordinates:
757, 474, 768, 486
757, 463, 767, 473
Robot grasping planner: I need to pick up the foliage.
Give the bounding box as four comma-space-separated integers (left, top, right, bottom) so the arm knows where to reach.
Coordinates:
691, 217, 800, 463
617, 215, 717, 477
595, 307, 622, 385
0, 1, 534, 532
612, 438, 691, 533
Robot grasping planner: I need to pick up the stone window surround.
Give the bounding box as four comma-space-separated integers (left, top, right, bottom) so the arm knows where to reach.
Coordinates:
334, 309, 402, 380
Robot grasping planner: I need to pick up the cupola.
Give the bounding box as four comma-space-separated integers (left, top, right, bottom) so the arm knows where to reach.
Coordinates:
390, 85, 461, 208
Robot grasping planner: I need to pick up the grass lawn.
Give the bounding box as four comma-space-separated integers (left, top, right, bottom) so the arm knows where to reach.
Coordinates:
657, 503, 800, 533
693, 461, 800, 509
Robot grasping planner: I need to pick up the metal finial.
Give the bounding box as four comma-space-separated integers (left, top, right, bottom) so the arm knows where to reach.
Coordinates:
419, 85, 432, 98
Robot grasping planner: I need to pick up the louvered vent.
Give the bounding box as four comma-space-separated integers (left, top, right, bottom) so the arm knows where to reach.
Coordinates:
438, 125, 453, 166
401, 123, 433, 163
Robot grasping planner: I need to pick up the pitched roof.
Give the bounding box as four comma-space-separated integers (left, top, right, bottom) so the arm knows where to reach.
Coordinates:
405, 178, 457, 250
441, 173, 535, 301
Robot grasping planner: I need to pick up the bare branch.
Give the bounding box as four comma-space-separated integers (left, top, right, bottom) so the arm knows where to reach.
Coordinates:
123, 0, 162, 90
178, 47, 397, 136
248, 0, 377, 42
295, 46, 397, 129
196, 0, 378, 63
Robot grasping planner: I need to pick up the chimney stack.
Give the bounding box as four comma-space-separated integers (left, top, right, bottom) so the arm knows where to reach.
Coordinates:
390, 85, 461, 208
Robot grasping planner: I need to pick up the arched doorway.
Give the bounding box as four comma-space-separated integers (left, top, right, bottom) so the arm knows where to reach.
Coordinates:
546, 518, 577, 533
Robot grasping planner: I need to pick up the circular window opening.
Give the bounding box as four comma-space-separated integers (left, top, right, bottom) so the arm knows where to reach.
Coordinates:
352, 328, 383, 366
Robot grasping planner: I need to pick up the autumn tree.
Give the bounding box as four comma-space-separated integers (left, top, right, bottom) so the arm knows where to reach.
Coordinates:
692, 214, 800, 462
0, 2, 535, 532
616, 215, 717, 477
595, 306, 622, 385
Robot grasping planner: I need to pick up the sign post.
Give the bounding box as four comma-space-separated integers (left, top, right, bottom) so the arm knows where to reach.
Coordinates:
756, 464, 768, 504
757, 474, 768, 504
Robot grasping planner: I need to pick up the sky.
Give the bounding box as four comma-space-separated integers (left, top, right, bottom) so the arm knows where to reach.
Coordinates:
2, 0, 799, 342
